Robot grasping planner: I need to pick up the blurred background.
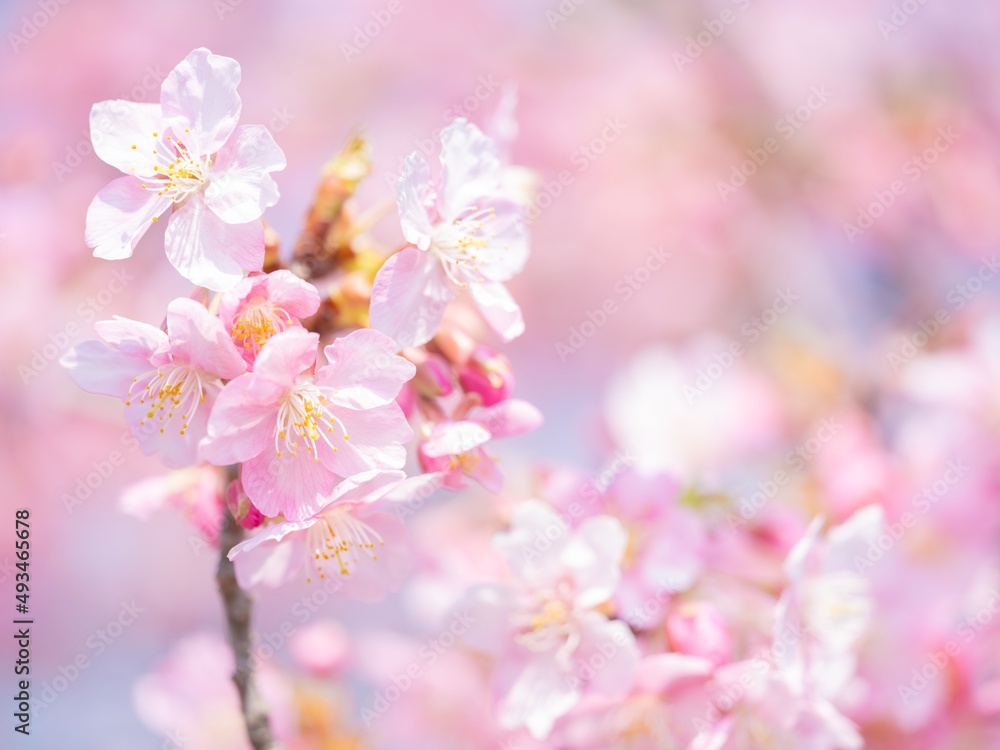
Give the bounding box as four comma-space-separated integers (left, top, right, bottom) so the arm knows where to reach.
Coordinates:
3, 0, 1000, 747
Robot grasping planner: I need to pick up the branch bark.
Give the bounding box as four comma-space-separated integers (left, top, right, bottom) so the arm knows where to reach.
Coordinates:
216, 508, 281, 750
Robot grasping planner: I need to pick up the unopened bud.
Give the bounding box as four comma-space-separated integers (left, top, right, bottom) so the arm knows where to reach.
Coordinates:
225, 479, 264, 530
458, 345, 514, 406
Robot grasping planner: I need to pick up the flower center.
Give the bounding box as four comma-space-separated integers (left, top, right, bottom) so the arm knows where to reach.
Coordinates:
231, 298, 293, 358
275, 383, 349, 460
126, 364, 206, 436
133, 129, 211, 203
429, 205, 497, 286
305, 508, 384, 581
512, 588, 578, 653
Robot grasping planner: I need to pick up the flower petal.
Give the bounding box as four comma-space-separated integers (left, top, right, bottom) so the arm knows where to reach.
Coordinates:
369, 247, 456, 349
86, 176, 172, 260
164, 194, 264, 291
468, 399, 542, 439
89, 100, 164, 176
166, 298, 245, 379
160, 47, 242, 155
439, 118, 502, 214
242, 450, 337, 521
468, 280, 524, 342
396, 153, 434, 249
60, 340, 150, 397
250, 327, 319, 389
201, 374, 281, 466
231, 526, 311, 589
319, 403, 412, 478
204, 125, 286, 224
263, 270, 321, 319
317, 328, 415, 409
323, 511, 411, 602
422, 421, 491, 458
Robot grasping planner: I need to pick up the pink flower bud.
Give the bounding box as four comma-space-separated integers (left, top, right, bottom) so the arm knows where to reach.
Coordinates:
225, 479, 264, 530
413, 353, 454, 398
458, 345, 515, 406
289, 620, 351, 677
666, 602, 731, 669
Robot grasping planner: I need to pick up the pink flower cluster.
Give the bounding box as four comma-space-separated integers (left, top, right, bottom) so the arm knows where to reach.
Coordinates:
65, 48, 1000, 750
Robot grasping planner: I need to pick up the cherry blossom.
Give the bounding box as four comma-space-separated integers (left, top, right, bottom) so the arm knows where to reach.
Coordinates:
86, 48, 286, 291
201, 327, 414, 520
369, 119, 529, 348
217, 269, 321, 366
62, 297, 246, 467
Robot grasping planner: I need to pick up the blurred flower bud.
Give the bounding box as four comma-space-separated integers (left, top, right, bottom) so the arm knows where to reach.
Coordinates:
459, 345, 515, 406
289, 620, 351, 677
666, 602, 731, 668
413, 353, 454, 398
435, 324, 478, 367
225, 478, 264, 530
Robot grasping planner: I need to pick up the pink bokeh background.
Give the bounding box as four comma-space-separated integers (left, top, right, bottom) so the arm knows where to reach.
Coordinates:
3, 0, 1000, 747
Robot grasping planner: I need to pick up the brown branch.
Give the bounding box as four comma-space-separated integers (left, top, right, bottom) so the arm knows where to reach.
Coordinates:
216, 505, 282, 750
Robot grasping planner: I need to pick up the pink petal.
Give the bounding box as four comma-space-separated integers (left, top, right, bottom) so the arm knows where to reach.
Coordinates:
464, 447, 504, 493
241, 450, 337, 520
164, 194, 264, 291
369, 246, 456, 349
160, 47, 242, 156
497, 653, 579, 739
204, 124, 286, 224
319, 404, 412, 478
396, 153, 434, 249
320, 470, 407, 511
200, 374, 281, 466
574, 613, 639, 696
468, 399, 542, 439
165, 298, 245, 379
468, 280, 524, 342
422, 421, 491, 458
231, 525, 312, 589
60, 340, 150, 397
263, 270, 321, 318
439, 119, 502, 214
250, 327, 319, 388
89, 100, 163, 176
325, 511, 411, 602
94, 316, 169, 357
124, 380, 220, 468
86, 176, 172, 260
450, 194, 529, 282
567, 516, 627, 608
317, 328, 415, 409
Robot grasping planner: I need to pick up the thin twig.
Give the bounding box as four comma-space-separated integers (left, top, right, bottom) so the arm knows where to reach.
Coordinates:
216, 506, 281, 750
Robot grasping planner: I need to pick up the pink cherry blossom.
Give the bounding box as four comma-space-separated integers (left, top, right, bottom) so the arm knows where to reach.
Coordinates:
201, 327, 414, 520
61, 298, 246, 467
418, 399, 543, 492
217, 269, 321, 366
227, 470, 438, 601
369, 118, 530, 348
457, 500, 639, 739
86, 48, 286, 291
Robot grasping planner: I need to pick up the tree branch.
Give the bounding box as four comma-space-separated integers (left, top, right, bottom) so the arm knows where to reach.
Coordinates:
216, 508, 281, 750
